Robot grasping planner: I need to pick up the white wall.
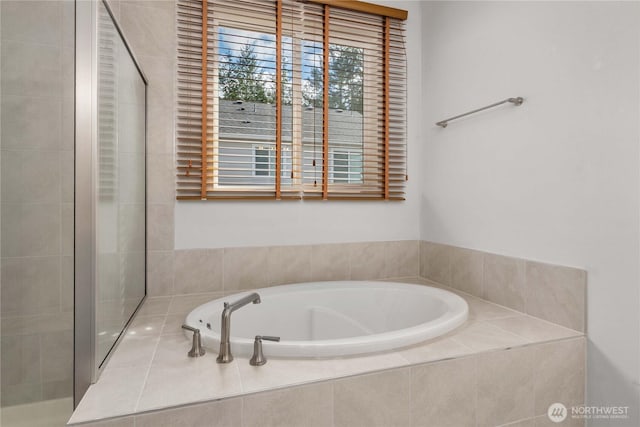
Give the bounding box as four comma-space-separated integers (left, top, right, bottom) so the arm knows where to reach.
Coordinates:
175, 1, 422, 249
421, 1, 639, 424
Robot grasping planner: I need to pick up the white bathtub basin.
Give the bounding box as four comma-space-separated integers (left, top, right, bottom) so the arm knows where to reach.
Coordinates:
184, 281, 468, 358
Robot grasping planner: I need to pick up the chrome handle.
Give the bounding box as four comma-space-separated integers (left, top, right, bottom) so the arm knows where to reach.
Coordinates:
249, 335, 280, 366
181, 324, 205, 358
181, 324, 198, 333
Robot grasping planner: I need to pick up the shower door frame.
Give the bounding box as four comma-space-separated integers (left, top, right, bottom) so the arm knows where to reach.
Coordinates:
74, 0, 148, 407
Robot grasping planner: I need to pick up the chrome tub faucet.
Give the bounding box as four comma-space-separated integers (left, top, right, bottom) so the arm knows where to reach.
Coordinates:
216, 292, 261, 363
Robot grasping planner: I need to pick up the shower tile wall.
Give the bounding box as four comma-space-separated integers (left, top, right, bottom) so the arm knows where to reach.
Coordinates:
0, 0, 75, 406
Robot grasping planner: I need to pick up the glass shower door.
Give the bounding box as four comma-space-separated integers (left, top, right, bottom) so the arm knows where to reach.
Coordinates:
74, 0, 147, 404
95, 0, 147, 369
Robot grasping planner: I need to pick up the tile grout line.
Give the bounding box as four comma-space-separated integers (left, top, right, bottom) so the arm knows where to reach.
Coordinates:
132, 308, 166, 412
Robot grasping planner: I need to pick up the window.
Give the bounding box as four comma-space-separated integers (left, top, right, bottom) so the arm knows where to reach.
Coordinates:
176, 0, 407, 200
330, 150, 362, 184
253, 144, 292, 179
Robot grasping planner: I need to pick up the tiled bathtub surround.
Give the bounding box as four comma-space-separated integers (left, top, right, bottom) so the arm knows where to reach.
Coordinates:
420, 241, 587, 332
69, 278, 584, 426
69, 240, 586, 425
165, 241, 420, 296
164, 240, 585, 334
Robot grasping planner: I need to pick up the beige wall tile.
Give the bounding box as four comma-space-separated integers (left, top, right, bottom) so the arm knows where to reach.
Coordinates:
167, 292, 222, 316
0, 312, 72, 337
534, 414, 585, 427
147, 204, 175, 251
61, 0, 75, 47
119, 2, 175, 59
349, 241, 387, 280
411, 356, 477, 427
499, 419, 536, 427
41, 378, 72, 400
1, 150, 61, 203
1, 256, 60, 317
135, 398, 242, 427
1, 40, 61, 97
477, 347, 535, 427
1, 95, 62, 150
61, 202, 74, 257
334, 368, 411, 427
243, 383, 333, 427
483, 253, 526, 312
223, 246, 269, 292
147, 154, 175, 204
173, 249, 223, 294
525, 261, 586, 331
1, 203, 61, 257
267, 245, 312, 286
385, 240, 420, 278
140, 55, 176, 109
62, 95, 75, 151
465, 295, 520, 321
534, 337, 585, 415
147, 105, 176, 155
147, 251, 174, 296
62, 44, 74, 99
61, 255, 74, 312
121, 0, 176, 12
237, 357, 337, 394
310, 243, 351, 281
1, 1, 62, 45
450, 247, 484, 297
41, 330, 73, 382
61, 150, 74, 202
1, 333, 41, 387
0, 382, 41, 406
420, 241, 451, 285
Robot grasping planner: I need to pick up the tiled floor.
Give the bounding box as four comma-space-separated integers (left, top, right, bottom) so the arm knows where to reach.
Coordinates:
69, 278, 582, 425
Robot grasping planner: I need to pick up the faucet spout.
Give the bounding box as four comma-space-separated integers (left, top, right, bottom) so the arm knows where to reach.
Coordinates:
217, 292, 261, 363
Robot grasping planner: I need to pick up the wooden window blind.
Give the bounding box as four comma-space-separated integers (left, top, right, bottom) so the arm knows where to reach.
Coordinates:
176, 0, 407, 200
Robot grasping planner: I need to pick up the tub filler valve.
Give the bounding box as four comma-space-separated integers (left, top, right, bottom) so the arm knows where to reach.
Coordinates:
217, 292, 262, 363
181, 324, 205, 357
250, 335, 280, 366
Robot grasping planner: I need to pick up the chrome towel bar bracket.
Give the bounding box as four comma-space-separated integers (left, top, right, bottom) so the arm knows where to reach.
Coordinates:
436, 97, 524, 128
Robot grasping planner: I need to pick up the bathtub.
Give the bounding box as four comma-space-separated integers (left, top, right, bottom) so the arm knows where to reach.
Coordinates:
185, 281, 468, 358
